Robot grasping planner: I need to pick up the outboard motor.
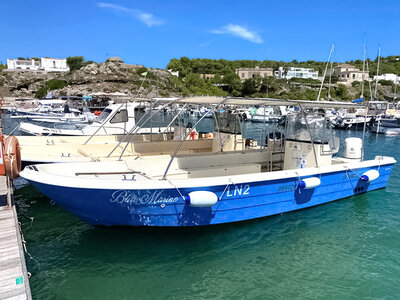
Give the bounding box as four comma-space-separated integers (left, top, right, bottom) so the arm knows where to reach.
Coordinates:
335, 116, 343, 125
63, 104, 70, 113
368, 117, 376, 128
343, 138, 362, 161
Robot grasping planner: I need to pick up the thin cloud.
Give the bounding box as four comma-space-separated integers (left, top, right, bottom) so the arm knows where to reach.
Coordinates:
211, 24, 263, 44
199, 40, 214, 47
98, 2, 164, 27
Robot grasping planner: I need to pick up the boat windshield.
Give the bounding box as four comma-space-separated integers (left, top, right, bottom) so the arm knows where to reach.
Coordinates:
214, 110, 242, 134
286, 111, 334, 143
95, 108, 112, 123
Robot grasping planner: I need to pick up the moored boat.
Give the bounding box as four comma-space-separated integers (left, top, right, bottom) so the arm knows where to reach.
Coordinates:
20, 97, 396, 227
19, 102, 171, 136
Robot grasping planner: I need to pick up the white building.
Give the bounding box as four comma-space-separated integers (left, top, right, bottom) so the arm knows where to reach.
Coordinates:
373, 73, 400, 84
7, 59, 40, 71
286, 67, 319, 80
167, 69, 179, 77
274, 67, 285, 79
40, 57, 69, 72
6, 57, 69, 72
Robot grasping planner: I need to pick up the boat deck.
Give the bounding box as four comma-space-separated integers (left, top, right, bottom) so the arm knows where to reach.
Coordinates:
0, 176, 32, 300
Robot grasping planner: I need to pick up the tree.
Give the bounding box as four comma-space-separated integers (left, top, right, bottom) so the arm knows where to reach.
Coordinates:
335, 84, 349, 100
222, 73, 242, 96
242, 79, 257, 96
66, 56, 85, 71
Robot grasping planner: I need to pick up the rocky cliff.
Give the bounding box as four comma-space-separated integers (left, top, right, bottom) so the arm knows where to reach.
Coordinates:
0, 62, 179, 98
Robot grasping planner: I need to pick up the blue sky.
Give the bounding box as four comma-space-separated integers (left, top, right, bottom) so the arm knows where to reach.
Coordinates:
1, 0, 399, 68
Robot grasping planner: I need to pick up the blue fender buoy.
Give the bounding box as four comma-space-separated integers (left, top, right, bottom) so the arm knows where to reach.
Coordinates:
361, 170, 379, 182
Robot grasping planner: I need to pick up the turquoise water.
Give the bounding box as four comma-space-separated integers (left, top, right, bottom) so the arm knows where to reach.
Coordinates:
13, 126, 400, 299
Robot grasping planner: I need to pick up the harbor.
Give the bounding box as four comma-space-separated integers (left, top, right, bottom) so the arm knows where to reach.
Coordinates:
2, 0, 400, 298
0, 93, 399, 298
0, 86, 399, 298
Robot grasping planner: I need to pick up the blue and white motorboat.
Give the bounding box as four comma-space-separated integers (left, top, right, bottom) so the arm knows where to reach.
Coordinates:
20, 97, 396, 227
371, 117, 400, 135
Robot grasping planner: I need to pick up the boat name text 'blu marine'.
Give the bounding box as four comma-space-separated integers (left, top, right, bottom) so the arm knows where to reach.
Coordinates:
110, 190, 179, 205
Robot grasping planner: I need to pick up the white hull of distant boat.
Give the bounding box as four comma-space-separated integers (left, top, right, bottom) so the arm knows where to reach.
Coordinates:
246, 107, 281, 123
19, 102, 171, 136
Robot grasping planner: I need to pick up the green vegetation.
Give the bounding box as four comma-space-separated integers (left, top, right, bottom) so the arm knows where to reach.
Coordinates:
136, 67, 157, 80
66, 56, 84, 71
66, 56, 94, 71
35, 79, 68, 98
165, 56, 400, 100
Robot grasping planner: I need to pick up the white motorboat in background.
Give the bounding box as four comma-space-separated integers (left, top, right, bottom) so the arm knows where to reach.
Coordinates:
246, 106, 282, 123
19, 102, 172, 136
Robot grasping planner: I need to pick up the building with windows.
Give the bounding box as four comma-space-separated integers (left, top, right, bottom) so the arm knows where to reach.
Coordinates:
6, 57, 69, 72
200, 74, 216, 79
286, 67, 318, 80
333, 63, 369, 84
373, 73, 400, 84
236, 66, 273, 81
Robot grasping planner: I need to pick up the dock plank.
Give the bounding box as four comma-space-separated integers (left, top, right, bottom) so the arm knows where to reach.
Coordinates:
0, 175, 31, 300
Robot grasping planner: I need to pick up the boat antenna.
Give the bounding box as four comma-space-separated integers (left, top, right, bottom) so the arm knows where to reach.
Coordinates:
374, 46, 381, 100
317, 44, 334, 101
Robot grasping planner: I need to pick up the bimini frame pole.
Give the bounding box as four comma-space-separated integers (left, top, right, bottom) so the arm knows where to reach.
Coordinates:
298, 103, 319, 168
83, 100, 134, 145
156, 104, 188, 140
107, 99, 178, 159
116, 99, 181, 159
361, 102, 369, 161
212, 108, 224, 152
162, 98, 229, 180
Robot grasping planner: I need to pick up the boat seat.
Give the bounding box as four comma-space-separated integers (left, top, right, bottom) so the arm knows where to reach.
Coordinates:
185, 163, 261, 178
149, 162, 262, 180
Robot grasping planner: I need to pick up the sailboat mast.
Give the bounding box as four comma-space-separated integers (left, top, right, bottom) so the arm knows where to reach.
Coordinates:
361, 39, 366, 100
317, 44, 334, 101
366, 60, 373, 101
374, 46, 381, 100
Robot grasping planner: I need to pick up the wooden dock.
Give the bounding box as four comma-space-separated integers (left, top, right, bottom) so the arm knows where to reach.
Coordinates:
0, 176, 32, 300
